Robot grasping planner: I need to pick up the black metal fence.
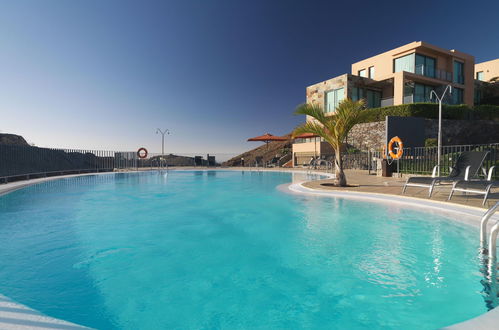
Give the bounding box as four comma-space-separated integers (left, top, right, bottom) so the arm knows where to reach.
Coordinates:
398, 143, 498, 176
0, 145, 221, 183
0, 145, 118, 183
343, 143, 499, 179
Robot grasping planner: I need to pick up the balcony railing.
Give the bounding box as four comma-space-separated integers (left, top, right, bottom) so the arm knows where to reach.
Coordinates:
403, 95, 413, 104
380, 97, 394, 107
414, 64, 452, 82
436, 69, 453, 82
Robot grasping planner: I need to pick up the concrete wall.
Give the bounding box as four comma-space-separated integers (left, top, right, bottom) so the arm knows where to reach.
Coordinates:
386, 116, 425, 148
351, 41, 475, 106
475, 58, 499, 82
424, 119, 499, 145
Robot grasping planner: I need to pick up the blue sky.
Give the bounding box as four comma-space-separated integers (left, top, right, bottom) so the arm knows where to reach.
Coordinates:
1, 0, 498, 158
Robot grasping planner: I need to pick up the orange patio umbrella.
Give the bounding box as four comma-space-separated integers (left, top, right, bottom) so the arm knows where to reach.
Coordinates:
247, 133, 287, 149
293, 133, 318, 139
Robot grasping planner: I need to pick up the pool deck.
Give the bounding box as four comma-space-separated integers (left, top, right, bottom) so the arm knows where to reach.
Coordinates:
299, 169, 499, 209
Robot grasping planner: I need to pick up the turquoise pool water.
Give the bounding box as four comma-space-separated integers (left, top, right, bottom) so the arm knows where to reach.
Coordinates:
0, 171, 487, 329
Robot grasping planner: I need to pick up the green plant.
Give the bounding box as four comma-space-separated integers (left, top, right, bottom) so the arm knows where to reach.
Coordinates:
358, 103, 499, 123
292, 99, 367, 186
425, 138, 437, 147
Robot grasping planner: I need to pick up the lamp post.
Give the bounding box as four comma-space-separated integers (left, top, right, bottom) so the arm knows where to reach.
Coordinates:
156, 128, 170, 168
430, 85, 452, 177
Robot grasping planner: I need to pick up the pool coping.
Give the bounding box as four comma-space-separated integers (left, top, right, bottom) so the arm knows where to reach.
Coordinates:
0, 294, 89, 329
0, 169, 497, 329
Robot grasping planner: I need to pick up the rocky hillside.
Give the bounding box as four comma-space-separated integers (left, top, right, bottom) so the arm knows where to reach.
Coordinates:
0, 133, 28, 146
223, 136, 292, 167
149, 154, 196, 166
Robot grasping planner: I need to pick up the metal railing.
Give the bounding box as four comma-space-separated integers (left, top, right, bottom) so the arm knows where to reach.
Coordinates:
341, 143, 499, 179
397, 143, 498, 178
0, 144, 222, 183
0, 144, 116, 183
478, 202, 499, 309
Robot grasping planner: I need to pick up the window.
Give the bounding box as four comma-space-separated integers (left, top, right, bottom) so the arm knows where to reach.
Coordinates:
415, 54, 436, 78
351, 87, 365, 101
352, 87, 379, 108
413, 83, 435, 103
394, 53, 415, 73
368, 66, 375, 79
325, 88, 345, 113
452, 87, 464, 104
477, 71, 484, 81
366, 90, 381, 108
358, 69, 366, 77
453, 61, 464, 84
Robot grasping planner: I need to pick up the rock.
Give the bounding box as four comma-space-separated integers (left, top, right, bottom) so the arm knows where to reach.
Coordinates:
223, 135, 292, 167
0, 134, 29, 146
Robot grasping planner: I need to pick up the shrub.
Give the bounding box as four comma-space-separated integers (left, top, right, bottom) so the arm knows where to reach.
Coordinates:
473, 104, 499, 121
359, 103, 499, 123
425, 138, 437, 147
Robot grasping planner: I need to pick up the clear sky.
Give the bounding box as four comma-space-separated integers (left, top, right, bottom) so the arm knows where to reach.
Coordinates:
1, 0, 498, 158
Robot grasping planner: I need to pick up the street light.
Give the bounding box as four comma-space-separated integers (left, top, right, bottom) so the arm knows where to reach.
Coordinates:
430, 85, 452, 177
156, 128, 170, 168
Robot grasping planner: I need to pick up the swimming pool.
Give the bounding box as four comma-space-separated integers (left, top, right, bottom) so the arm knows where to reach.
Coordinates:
0, 171, 487, 329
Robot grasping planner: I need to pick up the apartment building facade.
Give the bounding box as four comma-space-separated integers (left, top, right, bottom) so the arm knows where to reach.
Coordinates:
293, 41, 477, 166
475, 58, 499, 82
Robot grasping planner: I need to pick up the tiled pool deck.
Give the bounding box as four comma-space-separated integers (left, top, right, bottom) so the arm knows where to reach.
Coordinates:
299, 169, 499, 209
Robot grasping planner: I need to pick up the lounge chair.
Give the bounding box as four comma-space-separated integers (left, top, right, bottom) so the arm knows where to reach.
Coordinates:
448, 166, 497, 205
307, 156, 318, 169
267, 156, 280, 168
402, 151, 490, 197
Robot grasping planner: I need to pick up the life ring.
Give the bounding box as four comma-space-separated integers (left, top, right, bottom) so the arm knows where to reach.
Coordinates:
137, 147, 148, 159
388, 136, 404, 159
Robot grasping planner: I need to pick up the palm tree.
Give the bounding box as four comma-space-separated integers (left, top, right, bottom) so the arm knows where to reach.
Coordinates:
292, 99, 366, 186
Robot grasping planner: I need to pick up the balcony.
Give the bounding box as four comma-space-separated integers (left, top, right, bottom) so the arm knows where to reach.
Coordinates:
380, 97, 394, 107
414, 64, 452, 82
436, 69, 453, 82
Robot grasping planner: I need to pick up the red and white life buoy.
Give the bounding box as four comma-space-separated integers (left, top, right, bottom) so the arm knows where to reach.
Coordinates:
137, 147, 148, 159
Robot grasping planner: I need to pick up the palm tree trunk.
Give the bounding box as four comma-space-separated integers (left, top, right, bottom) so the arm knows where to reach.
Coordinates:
334, 147, 347, 186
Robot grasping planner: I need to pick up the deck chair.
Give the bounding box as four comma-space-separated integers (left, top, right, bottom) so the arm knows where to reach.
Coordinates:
402, 150, 489, 197
307, 156, 318, 169
267, 156, 280, 168
448, 166, 497, 205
